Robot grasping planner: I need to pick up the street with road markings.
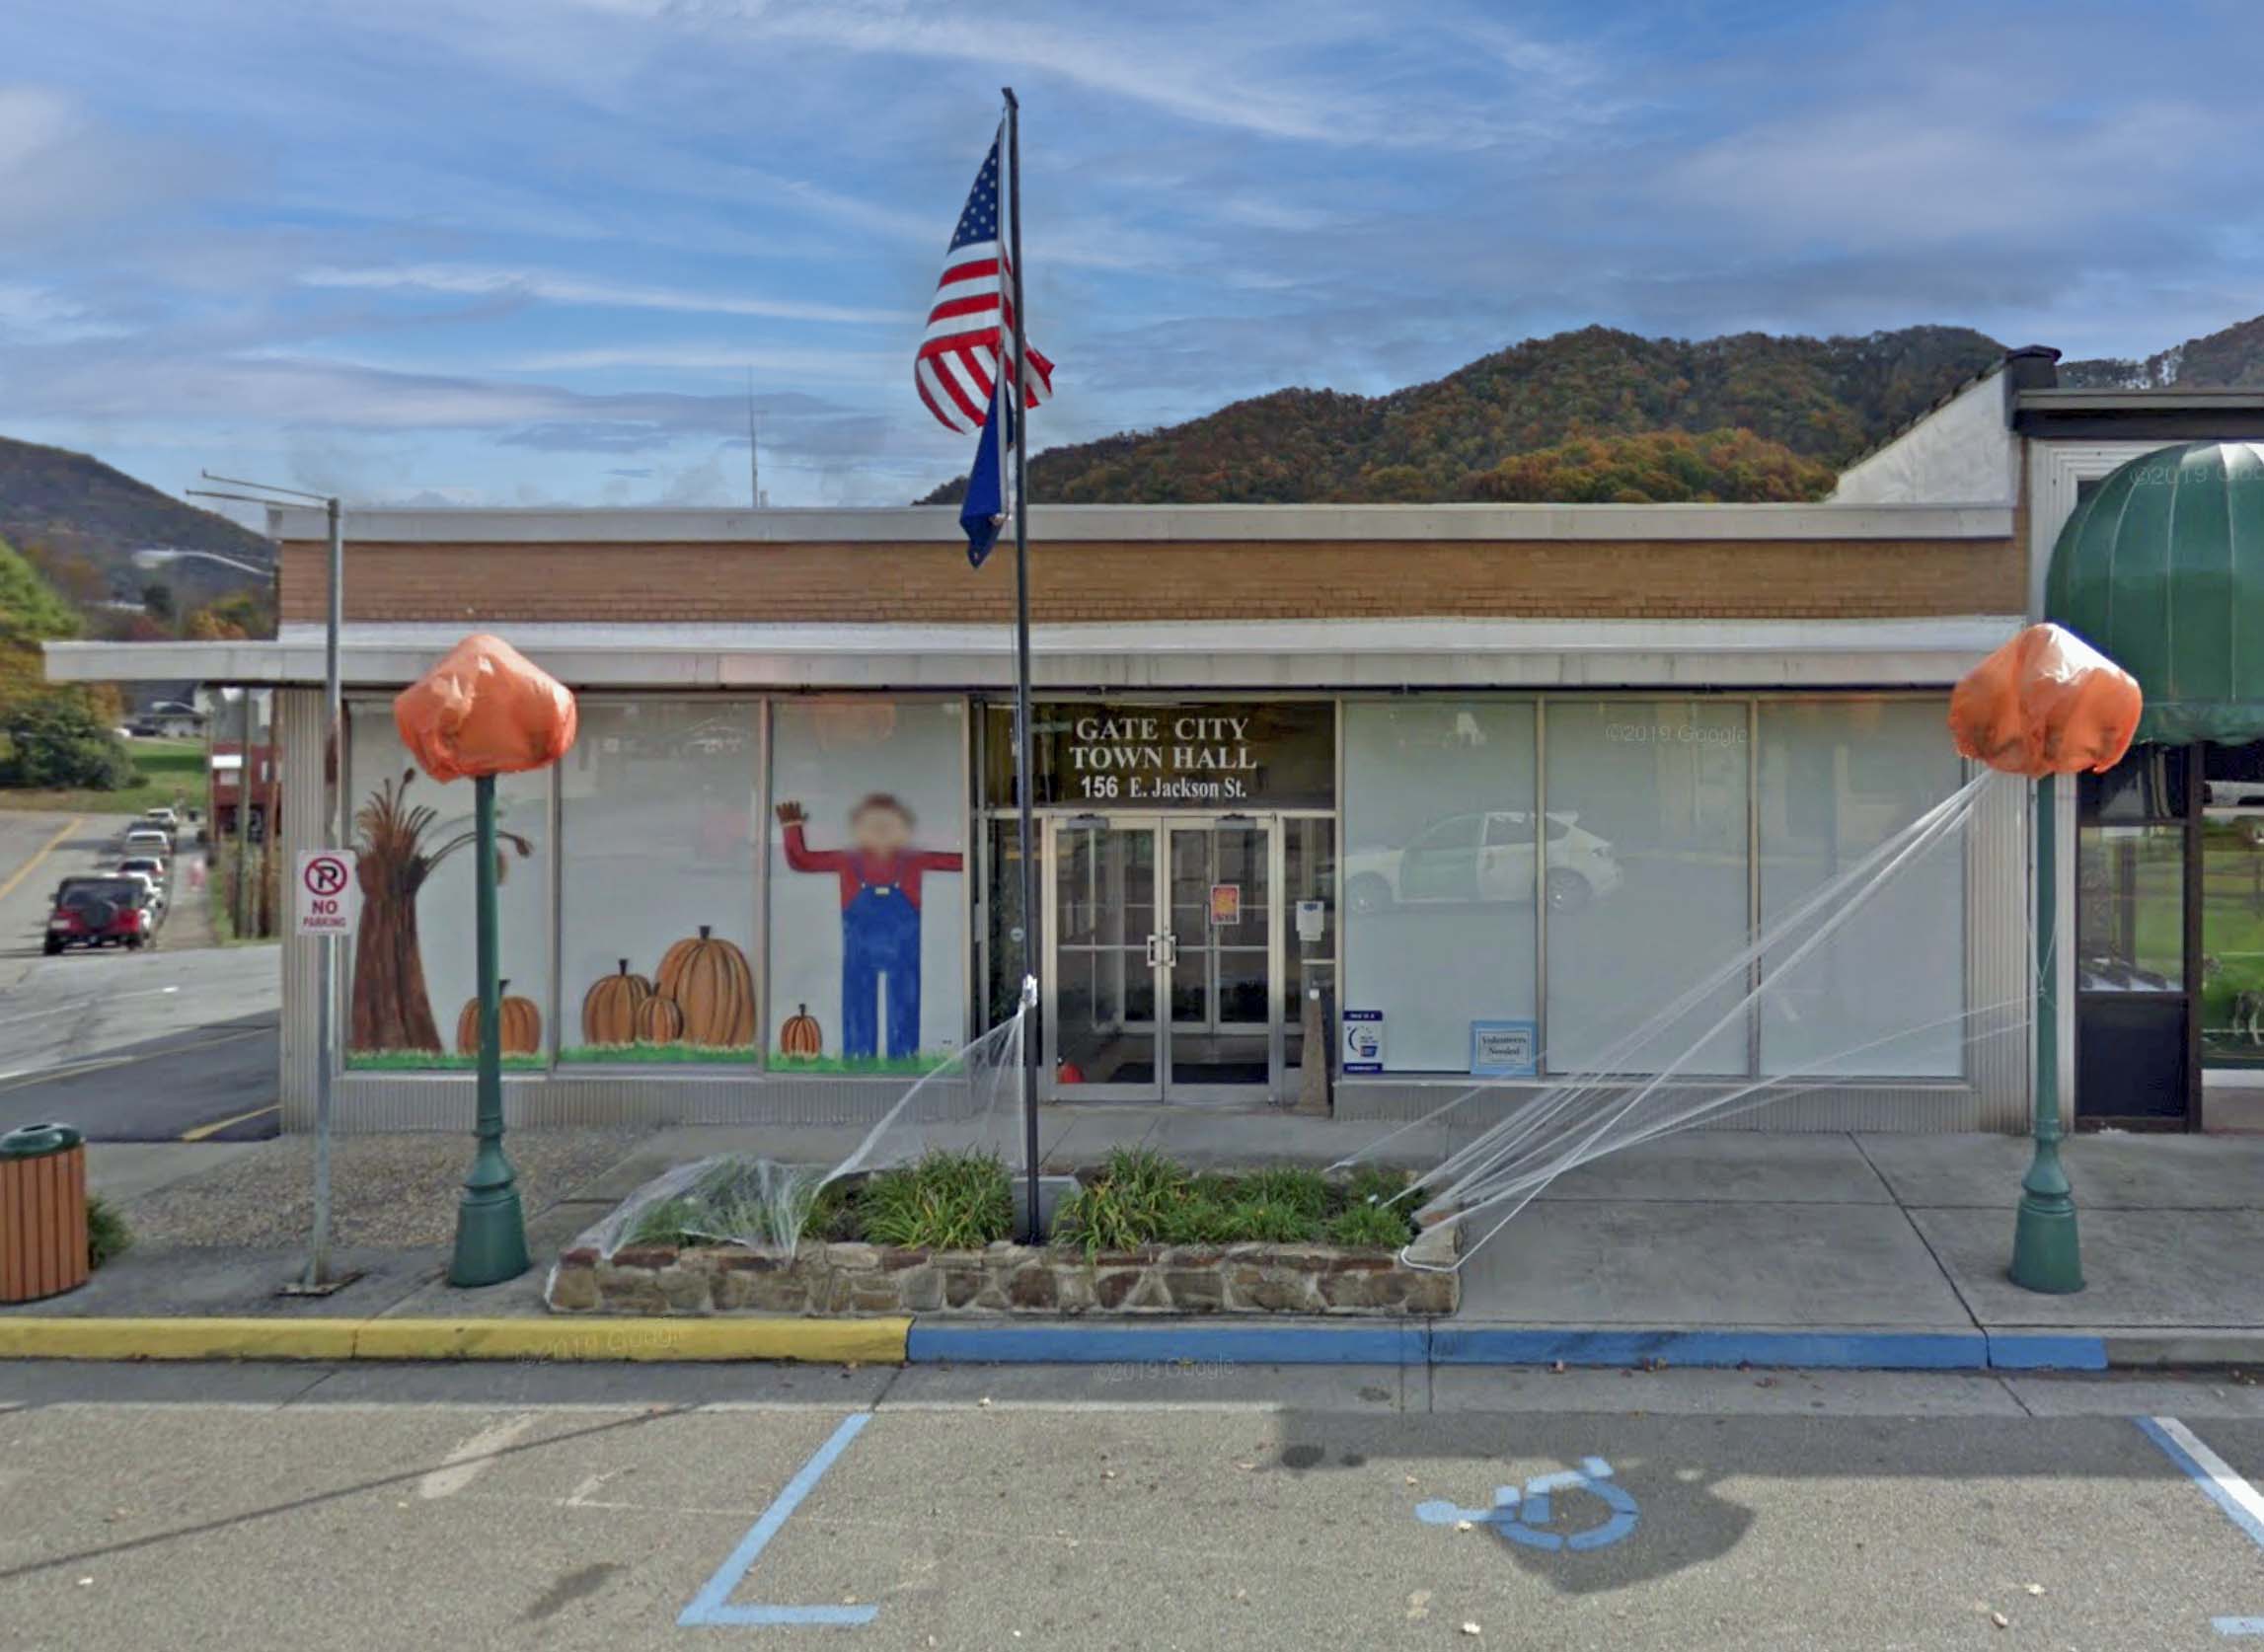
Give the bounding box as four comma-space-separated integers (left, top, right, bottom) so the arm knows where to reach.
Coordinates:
0, 811, 278, 1142
5, 1362, 2264, 1649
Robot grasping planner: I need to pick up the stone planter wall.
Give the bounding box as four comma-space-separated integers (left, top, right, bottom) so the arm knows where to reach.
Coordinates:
550, 1223, 1460, 1317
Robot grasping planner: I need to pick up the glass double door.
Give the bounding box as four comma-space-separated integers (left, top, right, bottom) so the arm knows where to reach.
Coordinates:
1046, 815, 1278, 1100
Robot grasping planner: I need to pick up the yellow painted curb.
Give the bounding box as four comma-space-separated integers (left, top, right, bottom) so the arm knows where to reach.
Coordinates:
0, 1317, 361, 1362
0, 1315, 911, 1365
355, 1316, 911, 1364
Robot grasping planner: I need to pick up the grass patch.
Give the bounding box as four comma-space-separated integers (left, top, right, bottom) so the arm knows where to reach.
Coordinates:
0, 737, 205, 815
559, 1043, 762, 1066
345, 1049, 548, 1072
624, 1159, 826, 1249
613, 1155, 1014, 1252
87, 1195, 131, 1269
768, 1052, 953, 1075
860, 1151, 1015, 1248
603, 1151, 1421, 1256
1051, 1152, 1420, 1253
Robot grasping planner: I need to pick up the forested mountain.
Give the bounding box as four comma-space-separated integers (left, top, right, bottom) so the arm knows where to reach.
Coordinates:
2060, 314, 2264, 392
0, 435, 272, 606
922, 324, 2005, 505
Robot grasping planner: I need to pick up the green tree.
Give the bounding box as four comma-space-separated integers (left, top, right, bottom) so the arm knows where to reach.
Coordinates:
184, 588, 273, 639
141, 581, 175, 623
0, 534, 84, 720
0, 695, 137, 789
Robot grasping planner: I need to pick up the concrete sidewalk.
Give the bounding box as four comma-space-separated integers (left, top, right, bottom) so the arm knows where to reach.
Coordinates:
9, 1123, 2263, 1369
1452, 1130, 2264, 1367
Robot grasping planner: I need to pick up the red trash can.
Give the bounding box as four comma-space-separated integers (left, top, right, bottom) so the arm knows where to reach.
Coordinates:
0, 1123, 89, 1303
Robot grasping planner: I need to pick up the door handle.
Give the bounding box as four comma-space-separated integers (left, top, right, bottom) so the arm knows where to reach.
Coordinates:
1146, 934, 1164, 967
1147, 934, 1178, 968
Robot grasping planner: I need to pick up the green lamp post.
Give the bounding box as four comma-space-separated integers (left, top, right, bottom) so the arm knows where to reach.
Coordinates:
393, 632, 576, 1293
2009, 771, 2081, 1293
449, 771, 529, 1287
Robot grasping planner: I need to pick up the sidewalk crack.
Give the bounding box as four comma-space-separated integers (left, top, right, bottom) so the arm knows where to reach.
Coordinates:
1849, 1132, 1986, 1333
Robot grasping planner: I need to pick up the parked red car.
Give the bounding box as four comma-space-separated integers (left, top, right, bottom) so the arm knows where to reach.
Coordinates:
44, 876, 155, 954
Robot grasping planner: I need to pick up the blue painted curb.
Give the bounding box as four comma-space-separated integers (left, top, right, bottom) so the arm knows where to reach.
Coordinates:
1431, 1327, 1988, 1371
1984, 1332, 2109, 1371
907, 1320, 1426, 1366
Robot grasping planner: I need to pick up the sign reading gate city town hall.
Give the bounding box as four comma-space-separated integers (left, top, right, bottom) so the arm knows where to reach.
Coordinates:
1068, 711, 1263, 802
982, 702, 1335, 810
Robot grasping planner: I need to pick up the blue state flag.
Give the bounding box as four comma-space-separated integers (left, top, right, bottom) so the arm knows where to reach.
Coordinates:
959, 379, 1014, 568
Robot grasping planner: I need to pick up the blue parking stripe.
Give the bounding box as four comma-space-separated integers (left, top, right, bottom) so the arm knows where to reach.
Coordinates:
679, 1412, 877, 1628
2135, 1416, 2264, 1552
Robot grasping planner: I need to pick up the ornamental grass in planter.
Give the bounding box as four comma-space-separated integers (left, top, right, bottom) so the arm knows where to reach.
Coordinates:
550, 1148, 1457, 1318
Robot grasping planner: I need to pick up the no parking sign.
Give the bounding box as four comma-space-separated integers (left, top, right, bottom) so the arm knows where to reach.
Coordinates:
295, 850, 360, 937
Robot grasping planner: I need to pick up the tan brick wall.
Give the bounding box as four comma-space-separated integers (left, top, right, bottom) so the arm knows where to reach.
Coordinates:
279, 535, 2022, 627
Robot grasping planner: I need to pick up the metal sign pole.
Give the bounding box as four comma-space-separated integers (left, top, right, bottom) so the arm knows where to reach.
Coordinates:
1002, 86, 1042, 1242
306, 496, 344, 1288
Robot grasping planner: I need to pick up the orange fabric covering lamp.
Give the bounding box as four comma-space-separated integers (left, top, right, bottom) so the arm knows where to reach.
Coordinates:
397, 634, 578, 1287
1950, 623, 2142, 1296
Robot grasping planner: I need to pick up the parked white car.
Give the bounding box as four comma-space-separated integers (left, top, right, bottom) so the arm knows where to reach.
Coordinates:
113, 868, 167, 915
122, 826, 172, 856
1343, 810, 1624, 916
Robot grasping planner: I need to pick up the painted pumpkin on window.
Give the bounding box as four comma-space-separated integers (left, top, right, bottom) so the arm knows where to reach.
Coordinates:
456, 979, 542, 1055
635, 994, 685, 1045
778, 1003, 823, 1061
579, 959, 652, 1045
654, 925, 755, 1047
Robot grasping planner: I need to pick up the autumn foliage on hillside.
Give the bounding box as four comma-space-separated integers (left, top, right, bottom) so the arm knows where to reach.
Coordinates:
1467, 429, 1839, 503
921, 323, 2002, 505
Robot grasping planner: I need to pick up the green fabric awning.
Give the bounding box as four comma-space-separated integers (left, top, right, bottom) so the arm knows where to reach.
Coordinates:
2045, 440, 2264, 744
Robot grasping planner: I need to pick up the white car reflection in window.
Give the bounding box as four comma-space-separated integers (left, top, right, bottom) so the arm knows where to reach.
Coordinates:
1344, 811, 1624, 917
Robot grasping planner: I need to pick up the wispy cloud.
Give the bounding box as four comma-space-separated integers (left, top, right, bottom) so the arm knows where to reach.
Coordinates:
3, 0, 2260, 506
298, 263, 909, 325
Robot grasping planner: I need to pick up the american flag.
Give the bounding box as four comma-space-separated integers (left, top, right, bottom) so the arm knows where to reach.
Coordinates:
915, 133, 1053, 434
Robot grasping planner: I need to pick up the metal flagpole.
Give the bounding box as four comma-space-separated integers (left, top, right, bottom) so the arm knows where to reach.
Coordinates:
1002, 87, 1042, 1241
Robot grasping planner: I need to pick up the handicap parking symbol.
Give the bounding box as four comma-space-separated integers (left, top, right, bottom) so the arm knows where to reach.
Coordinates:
1415, 1456, 1639, 1552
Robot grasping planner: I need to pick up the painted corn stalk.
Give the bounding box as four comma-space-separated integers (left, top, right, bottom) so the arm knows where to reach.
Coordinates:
350, 769, 533, 1053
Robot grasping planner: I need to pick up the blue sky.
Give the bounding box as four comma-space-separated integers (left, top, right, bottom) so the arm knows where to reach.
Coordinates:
4, 0, 2260, 512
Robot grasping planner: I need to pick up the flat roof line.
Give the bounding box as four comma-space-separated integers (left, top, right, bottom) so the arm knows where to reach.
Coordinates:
265, 501, 2012, 546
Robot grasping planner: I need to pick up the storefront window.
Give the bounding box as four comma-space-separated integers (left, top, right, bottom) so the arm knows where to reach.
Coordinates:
1758, 701, 1964, 1078
2202, 741, 2264, 1068
345, 703, 553, 1070
982, 819, 1034, 1032
2077, 826, 2186, 990
1342, 702, 1538, 1074
1545, 702, 1749, 1075
558, 703, 758, 1064
768, 700, 966, 1072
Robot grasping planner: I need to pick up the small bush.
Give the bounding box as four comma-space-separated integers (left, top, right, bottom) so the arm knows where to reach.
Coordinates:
1237, 1167, 1328, 1219
87, 1196, 131, 1269
624, 1192, 702, 1247
1052, 1179, 1152, 1253
806, 1177, 861, 1241
860, 1151, 1014, 1249
1343, 1164, 1413, 1210
1228, 1196, 1322, 1243
1160, 1195, 1239, 1246
1325, 1201, 1416, 1249
0, 696, 139, 790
